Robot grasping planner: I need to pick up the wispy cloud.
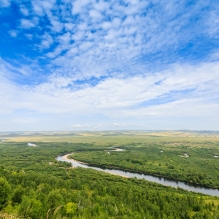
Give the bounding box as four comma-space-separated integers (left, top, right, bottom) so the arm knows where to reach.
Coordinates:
207, 10, 219, 38
0, 0, 219, 131
20, 5, 29, 16
70, 124, 92, 128
20, 19, 35, 29
1, 60, 218, 117
8, 30, 18, 37
0, 0, 10, 7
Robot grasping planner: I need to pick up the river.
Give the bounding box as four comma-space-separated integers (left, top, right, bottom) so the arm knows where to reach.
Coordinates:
57, 153, 219, 197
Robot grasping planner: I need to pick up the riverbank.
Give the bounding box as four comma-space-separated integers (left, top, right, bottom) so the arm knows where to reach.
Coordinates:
57, 153, 219, 196
63, 153, 90, 165
69, 155, 219, 190
60, 153, 129, 178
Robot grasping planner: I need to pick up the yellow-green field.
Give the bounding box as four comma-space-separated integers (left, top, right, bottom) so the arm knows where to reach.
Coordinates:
0, 131, 218, 145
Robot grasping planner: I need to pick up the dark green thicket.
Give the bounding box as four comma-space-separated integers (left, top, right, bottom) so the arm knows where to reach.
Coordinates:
0, 177, 10, 210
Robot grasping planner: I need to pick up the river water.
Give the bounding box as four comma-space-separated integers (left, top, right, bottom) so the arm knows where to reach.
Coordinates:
57, 154, 219, 197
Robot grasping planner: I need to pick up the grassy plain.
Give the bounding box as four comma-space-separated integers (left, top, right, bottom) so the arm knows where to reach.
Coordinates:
1, 130, 219, 145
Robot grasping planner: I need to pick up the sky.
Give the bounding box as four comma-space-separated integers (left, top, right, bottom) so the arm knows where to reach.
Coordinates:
0, 0, 219, 131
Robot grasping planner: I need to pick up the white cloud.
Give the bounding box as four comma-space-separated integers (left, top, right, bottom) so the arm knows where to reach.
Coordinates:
58, 32, 71, 44
41, 33, 54, 49
0, 0, 10, 7
207, 11, 219, 38
0, 58, 219, 130
1, 58, 218, 115
50, 19, 63, 32
79, 41, 93, 51
8, 30, 18, 37
31, 0, 54, 16
1, 0, 219, 131
113, 123, 125, 127
102, 22, 112, 30
64, 23, 75, 31
25, 0, 208, 86
70, 124, 92, 128
71, 0, 91, 15
71, 30, 84, 41
20, 19, 35, 29
112, 17, 121, 29
93, 0, 109, 12
20, 6, 29, 16
32, 2, 44, 16
89, 9, 102, 19
71, 124, 83, 128
25, 34, 33, 40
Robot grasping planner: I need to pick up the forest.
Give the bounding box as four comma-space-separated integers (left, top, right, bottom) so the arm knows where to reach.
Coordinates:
72, 140, 219, 188
0, 139, 219, 218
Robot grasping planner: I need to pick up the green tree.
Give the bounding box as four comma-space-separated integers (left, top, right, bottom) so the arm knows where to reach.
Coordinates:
46, 190, 64, 209
0, 177, 10, 210
65, 202, 77, 216
12, 186, 24, 206
19, 196, 44, 219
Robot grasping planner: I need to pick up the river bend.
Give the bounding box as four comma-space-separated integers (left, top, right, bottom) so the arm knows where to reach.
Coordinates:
57, 153, 219, 197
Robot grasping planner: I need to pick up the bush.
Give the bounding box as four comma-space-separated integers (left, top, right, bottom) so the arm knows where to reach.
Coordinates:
0, 177, 10, 210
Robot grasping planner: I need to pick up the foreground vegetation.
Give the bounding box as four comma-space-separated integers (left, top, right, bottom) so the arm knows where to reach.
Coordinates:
0, 136, 219, 218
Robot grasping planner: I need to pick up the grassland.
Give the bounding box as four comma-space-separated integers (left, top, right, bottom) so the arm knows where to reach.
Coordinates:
1, 130, 218, 144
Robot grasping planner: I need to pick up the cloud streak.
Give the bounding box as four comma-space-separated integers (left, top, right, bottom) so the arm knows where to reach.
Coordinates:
1, 60, 218, 116
0, 0, 219, 131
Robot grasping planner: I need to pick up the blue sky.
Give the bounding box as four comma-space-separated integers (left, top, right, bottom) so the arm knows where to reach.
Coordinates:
0, 0, 219, 131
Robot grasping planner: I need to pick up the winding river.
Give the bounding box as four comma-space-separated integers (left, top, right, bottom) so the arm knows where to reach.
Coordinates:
57, 153, 219, 197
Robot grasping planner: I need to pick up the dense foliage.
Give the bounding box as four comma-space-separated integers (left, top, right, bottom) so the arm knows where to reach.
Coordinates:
0, 141, 219, 218
72, 141, 219, 188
